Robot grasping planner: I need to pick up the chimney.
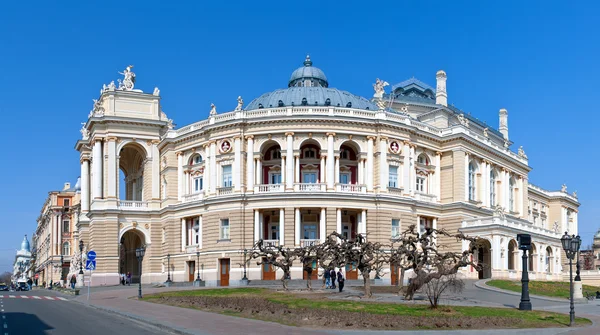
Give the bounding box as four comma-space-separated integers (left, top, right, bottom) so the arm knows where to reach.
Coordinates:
499, 108, 508, 140
435, 70, 447, 106
63, 182, 71, 191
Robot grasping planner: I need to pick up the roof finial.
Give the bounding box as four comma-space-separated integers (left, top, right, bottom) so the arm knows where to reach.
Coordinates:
304, 54, 312, 67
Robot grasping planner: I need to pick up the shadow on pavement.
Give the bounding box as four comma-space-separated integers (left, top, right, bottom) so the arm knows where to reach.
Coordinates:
4, 312, 53, 335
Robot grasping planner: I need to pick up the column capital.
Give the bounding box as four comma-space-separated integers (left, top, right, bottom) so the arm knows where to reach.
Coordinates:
285, 132, 294, 137
176, 151, 184, 157
106, 136, 118, 142
436, 151, 443, 156
379, 136, 388, 141
80, 157, 90, 163
233, 135, 242, 140
367, 136, 377, 141
402, 140, 411, 146
326, 132, 336, 137
245, 135, 254, 140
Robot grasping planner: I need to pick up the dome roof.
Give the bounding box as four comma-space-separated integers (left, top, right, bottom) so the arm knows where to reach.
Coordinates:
595, 229, 600, 239
246, 86, 377, 110
20, 235, 30, 252
288, 55, 328, 87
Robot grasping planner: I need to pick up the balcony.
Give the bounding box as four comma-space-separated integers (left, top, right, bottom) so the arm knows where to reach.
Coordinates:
216, 186, 234, 196
336, 183, 365, 193
256, 184, 284, 193
118, 200, 149, 210
263, 239, 280, 248
415, 192, 437, 203
462, 216, 561, 239
182, 192, 203, 203
387, 187, 404, 196
185, 245, 199, 253
300, 239, 320, 247
295, 183, 325, 192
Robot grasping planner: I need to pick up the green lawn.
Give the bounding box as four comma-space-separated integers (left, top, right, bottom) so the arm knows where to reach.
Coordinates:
487, 280, 600, 299
143, 288, 591, 329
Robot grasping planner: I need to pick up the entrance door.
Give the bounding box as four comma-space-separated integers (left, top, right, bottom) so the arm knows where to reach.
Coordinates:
345, 262, 358, 280
188, 261, 195, 282
303, 172, 317, 183
390, 263, 399, 286
219, 259, 230, 286
262, 259, 276, 280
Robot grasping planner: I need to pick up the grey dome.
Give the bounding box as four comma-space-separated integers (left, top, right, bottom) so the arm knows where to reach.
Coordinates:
20, 235, 30, 252
288, 55, 328, 88
246, 86, 377, 110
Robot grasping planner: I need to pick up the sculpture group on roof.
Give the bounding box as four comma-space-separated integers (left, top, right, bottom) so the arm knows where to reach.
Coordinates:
373, 78, 389, 98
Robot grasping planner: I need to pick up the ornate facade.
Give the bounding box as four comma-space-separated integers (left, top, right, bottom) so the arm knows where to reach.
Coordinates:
12, 236, 32, 284
74, 58, 580, 286
32, 181, 80, 285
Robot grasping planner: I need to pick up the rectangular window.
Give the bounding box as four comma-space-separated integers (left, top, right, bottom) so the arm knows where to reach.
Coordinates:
419, 217, 433, 235
303, 172, 317, 183
303, 224, 318, 240
340, 173, 350, 184
63, 199, 70, 207
222, 165, 232, 187
391, 219, 400, 239
270, 173, 281, 184
220, 219, 230, 240
62, 220, 70, 233
389, 166, 398, 188
270, 224, 279, 240
193, 177, 203, 193
416, 177, 425, 192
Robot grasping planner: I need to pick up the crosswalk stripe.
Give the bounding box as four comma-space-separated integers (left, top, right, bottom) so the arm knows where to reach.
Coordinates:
43, 296, 54, 300
57, 297, 67, 301
20, 295, 28, 299
32, 296, 42, 299
8, 296, 15, 298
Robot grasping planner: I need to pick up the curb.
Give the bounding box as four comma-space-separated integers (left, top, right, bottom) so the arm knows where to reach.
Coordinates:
475, 279, 588, 304
72, 298, 196, 335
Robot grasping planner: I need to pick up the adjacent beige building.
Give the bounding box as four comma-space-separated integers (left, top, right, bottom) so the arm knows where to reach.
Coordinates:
74, 58, 580, 286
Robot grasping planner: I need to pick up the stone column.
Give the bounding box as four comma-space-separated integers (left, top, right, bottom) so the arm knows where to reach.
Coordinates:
326, 133, 335, 189
210, 141, 217, 192
233, 136, 241, 191
295, 208, 301, 246
151, 140, 160, 199
92, 139, 103, 199
279, 209, 285, 246
402, 141, 410, 191
336, 209, 342, 235
181, 218, 186, 251
56, 213, 61, 254
198, 216, 203, 249
464, 152, 470, 201
435, 152, 441, 200
409, 144, 415, 195
294, 154, 300, 184
246, 136, 254, 191
358, 157, 363, 186
361, 210, 367, 236
204, 145, 210, 194
286, 132, 294, 190
320, 154, 325, 183
256, 157, 262, 184
177, 152, 183, 200
80, 158, 90, 212
320, 208, 326, 242
481, 161, 488, 207
334, 155, 340, 184
106, 137, 117, 198
379, 137, 387, 192
366, 136, 375, 191
254, 210, 260, 242
281, 155, 286, 187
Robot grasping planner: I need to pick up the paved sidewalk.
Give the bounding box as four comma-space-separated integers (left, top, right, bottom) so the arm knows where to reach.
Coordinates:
72, 283, 596, 335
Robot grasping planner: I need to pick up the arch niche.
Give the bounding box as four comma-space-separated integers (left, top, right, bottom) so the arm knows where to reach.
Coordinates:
119, 229, 145, 284
119, 143, 148, 201
476, 239, 492, 279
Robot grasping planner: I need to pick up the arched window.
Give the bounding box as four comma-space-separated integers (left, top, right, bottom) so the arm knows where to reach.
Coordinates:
191, 155, 202, 165
271, 149, 281, 160
417, 154, 429, 165
325, 98, 331, 106
490, 170, 496, 206
468, 162, 476, 201
301, 98, 308, 106
62, 242, 70, 255
278, 100, 284, 107
340, 149, 349, 160
346, 102, 352, 108
509, 178, 515, 212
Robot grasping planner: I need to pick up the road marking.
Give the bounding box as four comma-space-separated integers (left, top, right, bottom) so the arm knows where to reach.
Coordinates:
7, 296, 14, 299
56, 297, 67, 301
43, 296, 54, 300
32, 296, 42, 300
19, 296, 28, 299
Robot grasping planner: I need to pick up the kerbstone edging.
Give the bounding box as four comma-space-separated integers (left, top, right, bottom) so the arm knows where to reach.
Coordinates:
475, 279, 588, 304
73, 298, 196, 335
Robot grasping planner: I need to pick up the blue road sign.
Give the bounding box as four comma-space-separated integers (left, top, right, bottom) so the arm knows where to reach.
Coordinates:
85, 260, 96, 271
87, 250, 96, 261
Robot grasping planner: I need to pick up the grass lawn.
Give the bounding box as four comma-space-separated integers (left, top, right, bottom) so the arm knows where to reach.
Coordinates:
487, 280, 600, 299
142, 288, 591, 330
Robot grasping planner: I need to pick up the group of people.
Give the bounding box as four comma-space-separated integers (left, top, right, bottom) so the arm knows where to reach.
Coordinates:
323, 268, 345, 292
120, 272, 132, 285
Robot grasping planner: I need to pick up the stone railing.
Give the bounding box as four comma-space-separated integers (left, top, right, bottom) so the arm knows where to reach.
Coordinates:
216, 187, 234, 196
415, 192, 437, 203
182, 193, 203, 203
256, 184, 284, 193
300, 239, 320, 247
462, 216, 561, 239
387, 187, 404, 196
263, 240, 280, 248
336, 183, 365, 193
118, 200, 149, 210
185, 245, 199, 253
294, 183, 325, 192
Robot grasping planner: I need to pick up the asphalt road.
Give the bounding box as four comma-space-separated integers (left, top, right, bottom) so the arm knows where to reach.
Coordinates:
0, 289, 171, 335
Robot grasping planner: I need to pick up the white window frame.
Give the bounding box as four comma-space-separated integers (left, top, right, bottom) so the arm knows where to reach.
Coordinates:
490, 170, 496, 206
340, 172, 351, 184
419, 217, 433, 236
192, 155, 203, 165
62, 220, 70, 233
303, 148, 316, 159
222, 165, 232, 187
62, 242, 70, 255
269, 171, 282, 184
220, 219, 230, 240
391, 219, 401, 239
269, 222, 280, 240
468, 163, 476, 201
509, 179, 515, 211
389, 165, 398, 188
271, 149, 281, 160
193, 176, 203, 193
302, 172, 317, 183
416, 176, 426, 193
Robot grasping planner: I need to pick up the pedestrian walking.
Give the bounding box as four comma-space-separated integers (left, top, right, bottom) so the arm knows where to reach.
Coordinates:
324, 267, 331, 289
120, 273, 125, 285
126, 272, 131, 286
70, 274, 76, 289
337, 269, 345, 292
329, 268, 336, 289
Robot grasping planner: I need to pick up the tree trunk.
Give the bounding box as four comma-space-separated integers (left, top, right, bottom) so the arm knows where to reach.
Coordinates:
307, 278, 312, 290
282, 270, 289, 290
398, 267, 405, 296
362, 270, 372, 298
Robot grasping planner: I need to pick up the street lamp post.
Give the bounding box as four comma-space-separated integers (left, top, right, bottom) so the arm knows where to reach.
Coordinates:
196, 252, 201, 281
561, 232, 581, 327
517, 233, 532, 311
242, 248, 248, 281
136, 246, 146, 299
166, 254, 172, 283
79, 240, 84, 275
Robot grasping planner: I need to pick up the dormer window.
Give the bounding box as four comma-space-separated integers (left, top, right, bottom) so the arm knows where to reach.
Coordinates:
301, 98, 308, 106
258, 103, 264, 109
346, 102, 352, 108
325, 98, 331, 106
278, 100, 284, 107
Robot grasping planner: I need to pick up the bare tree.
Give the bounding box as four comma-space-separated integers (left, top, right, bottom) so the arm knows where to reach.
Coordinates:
251, 240, 298, 290
0, 272, 11, 284
423, 272, 464, 308
581, 249, 595, 270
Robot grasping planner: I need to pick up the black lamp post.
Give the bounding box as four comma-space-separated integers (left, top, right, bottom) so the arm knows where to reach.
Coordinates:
242, 248, 248, 281
561, 232, 581, 327
136, 246, 146, 299
166, 254, 172, 283
575, 250, 581, 282
196, 251, 201, 281
79, 240, 84, 275
517, 233, 532, 311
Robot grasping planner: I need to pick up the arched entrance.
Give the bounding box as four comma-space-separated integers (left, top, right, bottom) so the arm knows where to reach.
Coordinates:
477, 239, 492, 279
119, 230, 144, 283
508, 239, 518, 270
119, 143, 147, 201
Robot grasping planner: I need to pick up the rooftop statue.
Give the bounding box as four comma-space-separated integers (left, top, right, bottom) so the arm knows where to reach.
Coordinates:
161, 110, 173, 129
235, 96, 243, 111
117, 65, 136, 91
373, 78, 389, 98
572, 191, 577, 198
153, 87, 160, 96
518, 146, 527, 159
457, 113, 470, 127
483, 128, 489, 138
80, 123, 90, 140
561, 184, 567, 193
210, 103, 217, 116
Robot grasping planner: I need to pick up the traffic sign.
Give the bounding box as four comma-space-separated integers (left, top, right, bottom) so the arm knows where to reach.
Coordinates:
85, 260, 96, 270
87, 250, 96, 261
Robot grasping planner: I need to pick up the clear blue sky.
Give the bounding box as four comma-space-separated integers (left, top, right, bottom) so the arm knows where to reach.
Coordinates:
0, 1, 598, 272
